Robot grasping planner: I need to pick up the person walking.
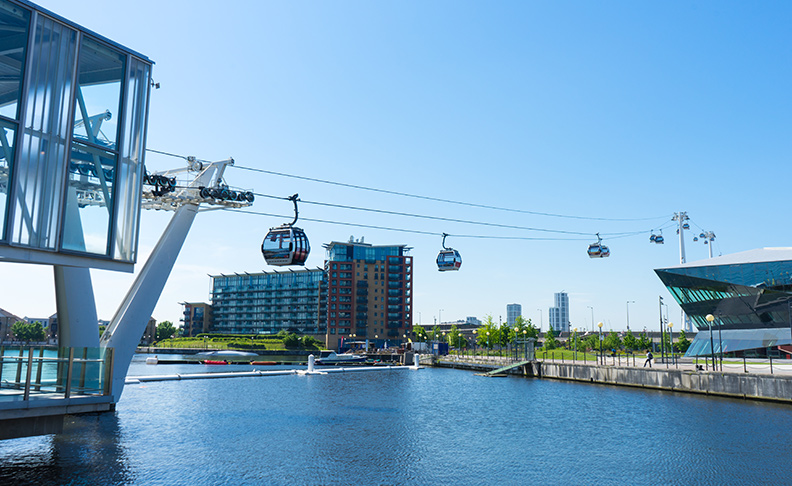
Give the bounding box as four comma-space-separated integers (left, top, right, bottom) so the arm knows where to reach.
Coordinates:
644, 351, 653, 368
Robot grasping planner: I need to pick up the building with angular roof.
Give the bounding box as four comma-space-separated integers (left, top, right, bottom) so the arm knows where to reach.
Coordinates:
655, 248, 792, 356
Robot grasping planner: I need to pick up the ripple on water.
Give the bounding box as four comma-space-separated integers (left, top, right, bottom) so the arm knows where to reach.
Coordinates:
3, 364, 792, 485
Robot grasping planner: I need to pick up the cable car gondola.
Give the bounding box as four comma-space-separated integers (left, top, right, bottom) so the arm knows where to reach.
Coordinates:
261, 194, 310, 266
587, 233, 610, 258
436, 233, 462, 271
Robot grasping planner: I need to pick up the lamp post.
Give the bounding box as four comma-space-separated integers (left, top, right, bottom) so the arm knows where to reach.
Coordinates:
597, 322, 603, 365
522, 329, 527, 360
513, 327, 519, 360
626, 301, 635, 331
668, 322, 673, 366
487, 331, 491, 356
705, 314, 716, 371
717, 313, 723, 371
573, 327, 578, 362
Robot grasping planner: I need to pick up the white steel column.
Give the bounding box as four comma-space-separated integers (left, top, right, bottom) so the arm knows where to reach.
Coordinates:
53, 266, 99, 348
102, 203, 199, 401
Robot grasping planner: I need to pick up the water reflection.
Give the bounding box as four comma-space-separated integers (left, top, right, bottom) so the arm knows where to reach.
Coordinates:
0, 412, 132, 485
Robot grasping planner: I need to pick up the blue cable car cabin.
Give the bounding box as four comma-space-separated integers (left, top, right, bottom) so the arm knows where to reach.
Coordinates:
261, 226, 310, 266
587, 234, 610, 258
437, 249, 462, 271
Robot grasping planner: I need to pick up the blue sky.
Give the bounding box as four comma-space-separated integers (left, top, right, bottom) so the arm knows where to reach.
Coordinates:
11, 1, 792, 332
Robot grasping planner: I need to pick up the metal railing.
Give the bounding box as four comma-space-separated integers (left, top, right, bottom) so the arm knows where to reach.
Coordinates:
0, 346, 114, 401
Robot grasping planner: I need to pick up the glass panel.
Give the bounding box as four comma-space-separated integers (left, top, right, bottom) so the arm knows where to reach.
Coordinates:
73, 37, 123, 150
12, 17, 77, 249
61, 142, 115, 254
0, 1, 30, 120
0, 119, 14, 238
113, 57, 148, 262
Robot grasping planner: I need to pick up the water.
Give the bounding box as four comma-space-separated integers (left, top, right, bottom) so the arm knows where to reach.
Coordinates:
2, 356, 792, 485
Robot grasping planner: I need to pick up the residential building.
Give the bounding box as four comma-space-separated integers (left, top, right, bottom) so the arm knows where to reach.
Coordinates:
0, 308, 22, 342
211, 268, 327, 336
181, 303, 213, 337
506, 304, 522, 327
324, 238, 413, 350
549, 292, 570, 333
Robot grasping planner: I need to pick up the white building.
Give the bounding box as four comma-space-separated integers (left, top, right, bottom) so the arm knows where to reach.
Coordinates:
506, 304, 522, 327
548, 292, 569, 333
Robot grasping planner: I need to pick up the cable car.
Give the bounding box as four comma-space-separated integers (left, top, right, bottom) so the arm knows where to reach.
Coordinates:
587, 233, 610, 258
436, 233, 462, 271
650, 234, 657, 243
655, 230, 664, 244
261, 194, 310, 266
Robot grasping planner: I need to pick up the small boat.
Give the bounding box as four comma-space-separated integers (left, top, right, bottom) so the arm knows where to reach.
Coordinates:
315, 351, 367, 365
250, 360, 278, 365
202, 360, 228, 365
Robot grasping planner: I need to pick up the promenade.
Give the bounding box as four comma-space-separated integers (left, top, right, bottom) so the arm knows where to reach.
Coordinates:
427, 353, 792, 403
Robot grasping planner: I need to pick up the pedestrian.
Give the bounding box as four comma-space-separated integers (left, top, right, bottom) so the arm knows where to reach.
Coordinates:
644, 351, 653, 368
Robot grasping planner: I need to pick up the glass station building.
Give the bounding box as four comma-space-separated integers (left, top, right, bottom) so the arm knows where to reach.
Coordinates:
655, 248, 792, 356
0, 0, 152, 272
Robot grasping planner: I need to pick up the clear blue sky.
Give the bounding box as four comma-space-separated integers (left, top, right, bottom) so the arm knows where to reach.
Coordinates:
11, 0, 792, 333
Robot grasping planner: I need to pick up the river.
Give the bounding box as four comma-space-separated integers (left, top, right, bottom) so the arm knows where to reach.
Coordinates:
1, 355, 791, 485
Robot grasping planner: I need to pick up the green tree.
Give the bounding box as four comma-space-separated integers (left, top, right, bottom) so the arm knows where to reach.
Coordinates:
155, 321, 177, 341
11, 320, 46, 343
675, 330, 691, 353
448, 325, 462, 347
282, 333, 300, 348
413, 325, 427, 342
603, 331, 622, 351
637, 332, 652, 350
430, 325, 442, 342
583, 333, 599, 352
622, 330, 638, 351
544, 327, 558, 350
477, 315, 498, 349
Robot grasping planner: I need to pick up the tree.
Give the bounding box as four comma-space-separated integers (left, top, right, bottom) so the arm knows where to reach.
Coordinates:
637, 332, 652, 350
282, 333, 300, 348
675, 330, 691, 353
583, 333, 599, 352
477, 315, 498, 349
603, 331, 622, 351
544, 327, 558, 350
155, 321, 177, 341
448, 325, 462, 347
413, 325, 427, 342
622, 330, 638, 351
11, 320, 46, 343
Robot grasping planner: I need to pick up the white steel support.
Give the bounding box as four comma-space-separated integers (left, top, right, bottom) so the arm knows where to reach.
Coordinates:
102, 203, 199, 401
53, 266, 99, 348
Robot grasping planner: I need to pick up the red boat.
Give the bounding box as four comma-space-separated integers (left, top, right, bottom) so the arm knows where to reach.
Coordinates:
202, 360, 228, 365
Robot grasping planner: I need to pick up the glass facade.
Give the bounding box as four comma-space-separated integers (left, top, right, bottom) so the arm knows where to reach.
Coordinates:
211, 269, 327, 335
0, 1, 152, 268
655, 253, 792, 356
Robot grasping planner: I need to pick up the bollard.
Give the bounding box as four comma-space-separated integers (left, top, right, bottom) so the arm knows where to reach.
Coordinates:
743, 356, 747, 373
308, 354, 315, 373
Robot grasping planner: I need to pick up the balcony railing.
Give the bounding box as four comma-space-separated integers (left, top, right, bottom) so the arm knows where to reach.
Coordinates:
0, 346, 114, 401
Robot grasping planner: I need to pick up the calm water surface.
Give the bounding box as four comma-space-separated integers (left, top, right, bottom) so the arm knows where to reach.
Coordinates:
2, 356, 792, 485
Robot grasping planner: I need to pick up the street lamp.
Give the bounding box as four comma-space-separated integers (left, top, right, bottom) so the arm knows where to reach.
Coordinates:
626, 301, 635, 331
486, 331, 491, 354
705, 314, 716, 371
573, 327, 578, 361
597, 322, 604, 364
668, 322, 674, 366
